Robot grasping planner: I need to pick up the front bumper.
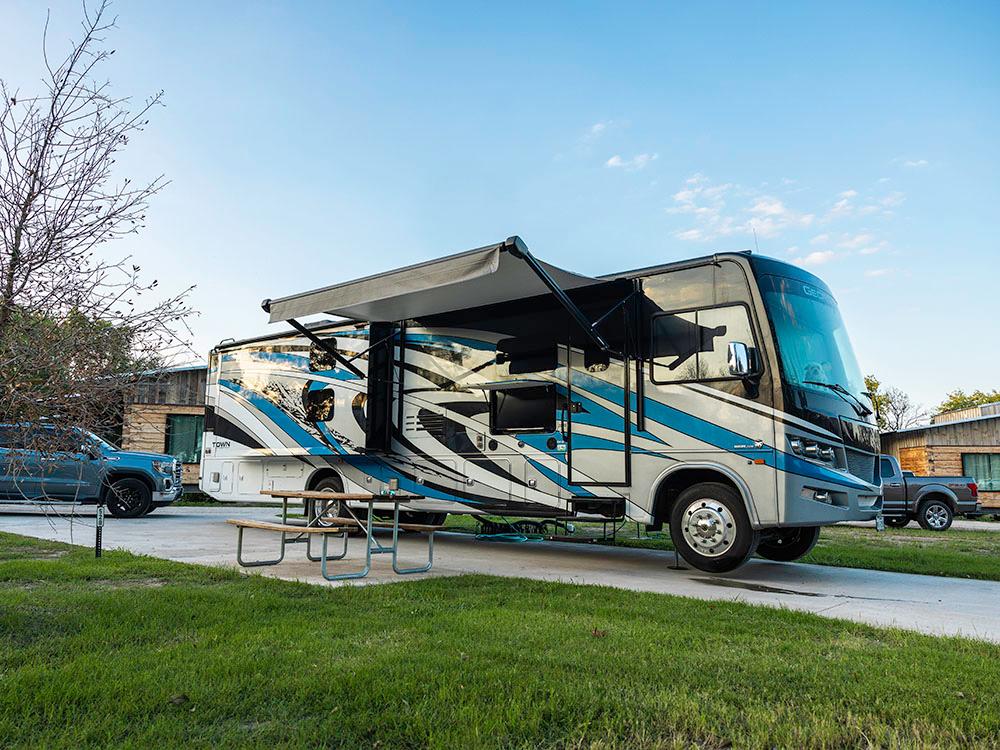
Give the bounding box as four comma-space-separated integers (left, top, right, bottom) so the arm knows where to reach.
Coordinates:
152, 477, 184, 506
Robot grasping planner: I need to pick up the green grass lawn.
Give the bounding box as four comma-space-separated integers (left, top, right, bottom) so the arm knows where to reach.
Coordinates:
1, 532, 999, 748
444, 515, 1000, 581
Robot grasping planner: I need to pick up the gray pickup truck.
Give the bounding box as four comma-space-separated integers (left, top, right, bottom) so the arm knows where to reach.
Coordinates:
878, 454, 980, 530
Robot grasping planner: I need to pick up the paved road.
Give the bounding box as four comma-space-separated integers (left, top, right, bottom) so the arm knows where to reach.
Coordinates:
3, 504, 999, 643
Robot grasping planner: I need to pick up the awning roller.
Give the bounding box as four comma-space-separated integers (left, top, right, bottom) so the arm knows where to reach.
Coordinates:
262, 236, 607, 328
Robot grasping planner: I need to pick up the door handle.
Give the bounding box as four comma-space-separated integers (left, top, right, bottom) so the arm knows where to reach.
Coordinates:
888, 482, 902, 487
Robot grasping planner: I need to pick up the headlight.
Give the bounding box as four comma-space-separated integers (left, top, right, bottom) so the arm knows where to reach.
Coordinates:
789, 437, 838, 464
152, 460, 173, 474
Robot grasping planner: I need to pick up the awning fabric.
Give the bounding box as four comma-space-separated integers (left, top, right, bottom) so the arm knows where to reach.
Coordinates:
263, 237, 606, 324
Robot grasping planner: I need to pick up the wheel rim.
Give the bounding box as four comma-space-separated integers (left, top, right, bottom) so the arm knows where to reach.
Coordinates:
315, 492, 344, 527
924, 503, 950, 529
111, 485, 140, 512
681, 499, 737, 557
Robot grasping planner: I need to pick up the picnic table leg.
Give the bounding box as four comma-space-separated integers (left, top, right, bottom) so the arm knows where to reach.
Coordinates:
235, 524, 287, 568
392, 502, 434, 575
320, 528, 368, 581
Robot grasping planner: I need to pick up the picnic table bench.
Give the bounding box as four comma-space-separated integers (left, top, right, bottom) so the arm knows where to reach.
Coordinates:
228, 489, 440, 581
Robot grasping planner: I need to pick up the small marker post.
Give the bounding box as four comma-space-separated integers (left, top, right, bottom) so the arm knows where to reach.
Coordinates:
95, 504, 104, 558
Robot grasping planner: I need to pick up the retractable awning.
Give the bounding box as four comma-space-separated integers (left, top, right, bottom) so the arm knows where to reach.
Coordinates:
262, 236, 605, 326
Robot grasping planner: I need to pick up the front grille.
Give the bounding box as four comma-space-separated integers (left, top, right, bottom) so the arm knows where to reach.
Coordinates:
845, 449, 877, 485
173, 462, 183, 483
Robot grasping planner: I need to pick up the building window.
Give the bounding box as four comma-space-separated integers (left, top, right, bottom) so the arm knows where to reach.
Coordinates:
165, 414, 204, 464
962, 453, 1000, 492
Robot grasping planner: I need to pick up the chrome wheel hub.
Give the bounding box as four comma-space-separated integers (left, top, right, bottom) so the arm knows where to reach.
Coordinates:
925, 503, 949, 530
681, 499, 737, 558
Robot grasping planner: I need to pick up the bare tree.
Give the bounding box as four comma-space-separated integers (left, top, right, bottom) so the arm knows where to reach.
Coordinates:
0, 1, 193, 467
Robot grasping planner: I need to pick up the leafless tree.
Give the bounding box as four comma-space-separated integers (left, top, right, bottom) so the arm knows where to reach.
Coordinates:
881, 386, 928, 432
0, 1, 193, 474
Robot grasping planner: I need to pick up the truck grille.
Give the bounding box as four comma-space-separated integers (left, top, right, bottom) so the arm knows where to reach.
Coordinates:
173, 461, 183, 484
845, 449, 877, 485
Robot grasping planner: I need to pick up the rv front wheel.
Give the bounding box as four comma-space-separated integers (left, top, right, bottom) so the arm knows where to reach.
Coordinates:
669, 483, 759, 574
756, 526, 820, 562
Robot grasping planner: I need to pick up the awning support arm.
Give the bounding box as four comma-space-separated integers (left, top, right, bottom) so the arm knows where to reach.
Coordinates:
284, 318, 365, 378
346, 329, 399, 364
504, 236, 611, 352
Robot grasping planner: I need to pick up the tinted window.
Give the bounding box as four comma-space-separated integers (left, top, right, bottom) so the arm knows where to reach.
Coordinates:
490, 386, 555, 433
650, 304, 757, 383
303, 388, 336, 422
165, 414, 204, 464
880, 458, 895, 479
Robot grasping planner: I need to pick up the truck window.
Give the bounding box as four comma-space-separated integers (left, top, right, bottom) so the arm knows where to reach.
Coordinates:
650, 304, 757, 383
489, 385, 555, 434
880, 458, 895, 479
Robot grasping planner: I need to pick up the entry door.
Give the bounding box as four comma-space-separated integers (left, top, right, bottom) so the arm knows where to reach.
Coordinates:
564, 346, 631, 487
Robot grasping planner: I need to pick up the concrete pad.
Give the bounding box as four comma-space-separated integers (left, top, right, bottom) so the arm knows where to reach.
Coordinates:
3, 504, 999, 643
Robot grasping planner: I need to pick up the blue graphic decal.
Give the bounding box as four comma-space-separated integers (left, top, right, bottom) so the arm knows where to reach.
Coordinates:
220, 379, 334, 456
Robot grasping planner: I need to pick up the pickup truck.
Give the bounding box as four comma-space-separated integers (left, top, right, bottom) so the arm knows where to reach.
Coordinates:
0, 423, 183, 517
878, 454, 980, 531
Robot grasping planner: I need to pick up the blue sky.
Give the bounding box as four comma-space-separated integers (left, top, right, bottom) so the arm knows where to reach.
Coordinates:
3, 1, 998, 408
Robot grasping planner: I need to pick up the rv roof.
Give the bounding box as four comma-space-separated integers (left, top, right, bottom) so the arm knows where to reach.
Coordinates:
262, 237, 604, 324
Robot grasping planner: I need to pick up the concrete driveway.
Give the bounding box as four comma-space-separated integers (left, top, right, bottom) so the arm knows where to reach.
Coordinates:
3, 504, 1000, 643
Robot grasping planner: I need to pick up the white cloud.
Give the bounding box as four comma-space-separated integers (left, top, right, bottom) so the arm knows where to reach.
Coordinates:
798, 250, 836, 266
903, 159, 928, 168
810, 233, 831, 245
580, 121, 612, 144
606, 153, 658, 170
837, 233, 875, 250
880, 191, 905, 208
865, 268, 892, 277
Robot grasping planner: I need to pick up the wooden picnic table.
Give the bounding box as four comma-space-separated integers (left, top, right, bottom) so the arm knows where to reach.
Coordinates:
232, 489, 435, 580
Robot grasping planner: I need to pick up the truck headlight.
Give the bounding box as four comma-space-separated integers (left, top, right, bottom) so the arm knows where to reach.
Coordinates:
152, 460, 173, 474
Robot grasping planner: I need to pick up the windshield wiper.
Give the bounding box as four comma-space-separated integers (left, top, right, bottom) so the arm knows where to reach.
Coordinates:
804, 380, 873, 418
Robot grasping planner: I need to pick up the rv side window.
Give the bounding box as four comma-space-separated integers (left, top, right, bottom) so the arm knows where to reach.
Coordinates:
309, 340, 340, 372
489, 385, 556, 434
303, 387, 336, 422
650, 304, 758, 383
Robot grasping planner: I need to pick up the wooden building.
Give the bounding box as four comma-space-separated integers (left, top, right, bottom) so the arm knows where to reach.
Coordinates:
120, 365, 207, 486
881, 405, 1000, 509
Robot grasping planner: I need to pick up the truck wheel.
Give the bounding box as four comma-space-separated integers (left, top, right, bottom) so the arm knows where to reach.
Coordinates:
756, 526, 821, 562
917, 499, 953, 531
884, 516, 910, 528
669, 483, 759, 574
106, 478, 152, 518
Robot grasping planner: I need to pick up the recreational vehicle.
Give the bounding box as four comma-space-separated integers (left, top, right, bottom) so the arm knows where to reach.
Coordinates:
200, 237, 881, 572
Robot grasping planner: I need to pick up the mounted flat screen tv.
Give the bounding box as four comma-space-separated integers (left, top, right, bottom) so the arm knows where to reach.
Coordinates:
489, 384, 556, 434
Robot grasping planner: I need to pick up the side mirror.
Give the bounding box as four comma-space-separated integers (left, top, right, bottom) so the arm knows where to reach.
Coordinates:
727, 341, 752, 377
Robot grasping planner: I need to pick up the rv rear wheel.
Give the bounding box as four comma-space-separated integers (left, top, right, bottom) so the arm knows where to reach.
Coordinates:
669, 482, 759, 574
756, 526, 821, 562
311, 476, 346, 527
400, 512, 448, 526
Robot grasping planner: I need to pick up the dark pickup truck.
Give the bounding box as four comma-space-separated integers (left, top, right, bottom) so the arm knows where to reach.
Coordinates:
879, 454, 980, 531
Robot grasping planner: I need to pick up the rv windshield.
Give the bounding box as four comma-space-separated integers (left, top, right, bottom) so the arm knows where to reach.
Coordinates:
759, 274, 867, 405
